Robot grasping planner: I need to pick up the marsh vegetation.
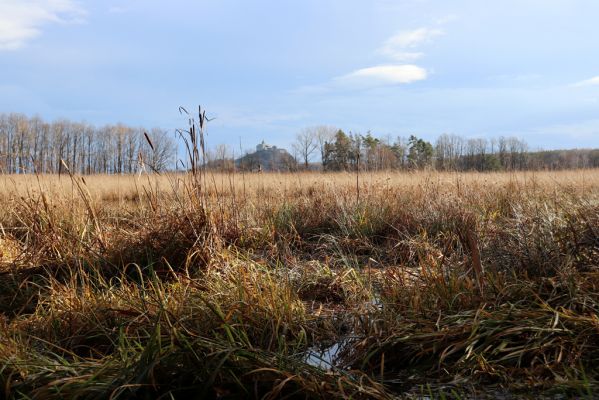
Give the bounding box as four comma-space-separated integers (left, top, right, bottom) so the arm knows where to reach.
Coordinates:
0, 167, 597, 399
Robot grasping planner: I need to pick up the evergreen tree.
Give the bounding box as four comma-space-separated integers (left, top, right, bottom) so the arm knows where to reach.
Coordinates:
407, 135, 433, 169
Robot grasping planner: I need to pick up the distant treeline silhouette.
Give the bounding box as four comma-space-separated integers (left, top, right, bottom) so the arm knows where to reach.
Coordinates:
315, 129, 599, 172
0, 113, 175, 174
2, 113, 597, 174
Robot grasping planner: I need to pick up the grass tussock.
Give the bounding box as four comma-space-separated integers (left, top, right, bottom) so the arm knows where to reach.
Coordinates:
0, 169, 597, 398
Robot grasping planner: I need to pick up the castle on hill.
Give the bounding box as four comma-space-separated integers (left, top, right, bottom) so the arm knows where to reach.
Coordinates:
235, 140, 296, 171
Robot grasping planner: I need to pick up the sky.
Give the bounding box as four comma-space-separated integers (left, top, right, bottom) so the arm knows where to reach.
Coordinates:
1, 0, 599, 154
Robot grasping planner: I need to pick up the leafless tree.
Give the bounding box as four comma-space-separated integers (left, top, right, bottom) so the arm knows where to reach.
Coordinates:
142, 128, 176, 172
293, 127, 319, 169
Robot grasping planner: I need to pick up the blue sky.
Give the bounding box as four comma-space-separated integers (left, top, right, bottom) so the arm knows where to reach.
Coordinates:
1, 0, 599, 153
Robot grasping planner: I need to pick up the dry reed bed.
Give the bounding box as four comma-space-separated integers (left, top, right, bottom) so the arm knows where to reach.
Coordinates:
0, 170, 598, 399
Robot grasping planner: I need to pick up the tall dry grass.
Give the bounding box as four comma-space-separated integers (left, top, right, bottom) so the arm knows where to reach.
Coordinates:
0, 169, 598, 398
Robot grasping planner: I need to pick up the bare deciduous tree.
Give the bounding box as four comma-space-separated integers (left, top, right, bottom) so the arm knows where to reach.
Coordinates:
142, 128, 176, 172
292, 127, 319, 169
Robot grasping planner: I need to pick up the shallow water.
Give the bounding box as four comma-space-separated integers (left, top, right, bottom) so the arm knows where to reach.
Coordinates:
303, 342, 340, 369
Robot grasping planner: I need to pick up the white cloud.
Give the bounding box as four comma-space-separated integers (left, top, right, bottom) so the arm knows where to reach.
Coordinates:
295, 26, 442, 93
330, 27, 441, 89
0, 0, 85, 50
293, 65, 428, 94
574, 76, 599, 87
334, 65, 427, 88
378, 28, 444, 61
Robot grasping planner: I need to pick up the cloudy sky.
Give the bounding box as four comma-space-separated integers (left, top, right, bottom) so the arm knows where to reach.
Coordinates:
1, 0, 599, 151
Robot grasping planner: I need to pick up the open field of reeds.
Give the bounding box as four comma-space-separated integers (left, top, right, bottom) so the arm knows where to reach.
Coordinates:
0, 169, 598, 399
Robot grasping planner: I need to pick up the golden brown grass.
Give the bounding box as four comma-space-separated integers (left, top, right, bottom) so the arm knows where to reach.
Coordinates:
1, 169, 597, 201
0, 169, 598, 399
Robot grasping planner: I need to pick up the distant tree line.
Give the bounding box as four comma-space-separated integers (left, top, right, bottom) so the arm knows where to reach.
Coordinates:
293, 127, 599, 172
0, 113, 176, 174
2, 113, 597, 174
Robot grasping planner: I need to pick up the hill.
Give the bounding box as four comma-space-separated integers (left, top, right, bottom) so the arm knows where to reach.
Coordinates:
235, 141, 297, 171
